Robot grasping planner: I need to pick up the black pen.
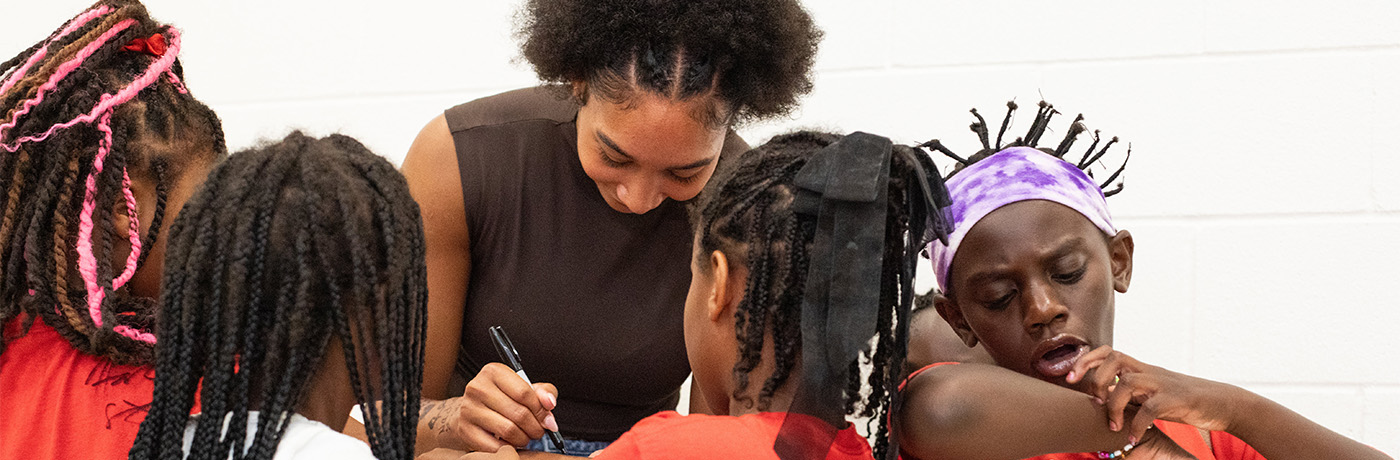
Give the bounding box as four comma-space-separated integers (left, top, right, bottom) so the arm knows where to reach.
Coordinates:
489, 326, 565, 451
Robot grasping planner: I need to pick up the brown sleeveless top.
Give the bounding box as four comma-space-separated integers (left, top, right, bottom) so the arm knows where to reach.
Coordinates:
444, 87, 749, 441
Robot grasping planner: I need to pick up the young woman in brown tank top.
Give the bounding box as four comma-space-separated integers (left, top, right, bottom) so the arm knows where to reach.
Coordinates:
397, 0, 823, 456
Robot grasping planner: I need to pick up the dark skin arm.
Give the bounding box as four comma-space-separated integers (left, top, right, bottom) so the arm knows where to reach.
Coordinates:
1071, 346, 1392, 460
897, 363, 1140, 460
404, 115, 559, 454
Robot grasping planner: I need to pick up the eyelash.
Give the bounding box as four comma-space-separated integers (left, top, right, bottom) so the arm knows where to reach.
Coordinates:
670, 171, 703, 184
600, 148, 704, 184
983, 265, 1085, 310
1052, 265, 1088, 284
599, 149, 629, 168
986, 291, 1015, 311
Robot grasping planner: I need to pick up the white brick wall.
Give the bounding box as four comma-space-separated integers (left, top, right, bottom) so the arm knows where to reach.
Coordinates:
6, 1, 1397, 456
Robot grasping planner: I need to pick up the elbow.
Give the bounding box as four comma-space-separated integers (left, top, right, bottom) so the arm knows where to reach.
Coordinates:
896, 367, 995, 460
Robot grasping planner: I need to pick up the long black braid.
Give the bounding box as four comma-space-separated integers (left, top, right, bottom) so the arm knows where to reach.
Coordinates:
0, 0, 226, 365
920, 100, 1131, 196
690, 131, 939, 458
128, 132, 426, 460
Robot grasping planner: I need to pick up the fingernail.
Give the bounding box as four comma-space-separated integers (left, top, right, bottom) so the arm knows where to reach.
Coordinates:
1067, 371, 1077, 382
1128, 435, 1138, 445
1092, 397, 1103, 405
1109, 421, 1119, 431
544, 413, 560, 432
547, 392, 558, 409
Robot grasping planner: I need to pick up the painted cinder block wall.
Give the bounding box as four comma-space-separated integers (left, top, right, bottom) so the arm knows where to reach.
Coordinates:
6, 1, 1398, 455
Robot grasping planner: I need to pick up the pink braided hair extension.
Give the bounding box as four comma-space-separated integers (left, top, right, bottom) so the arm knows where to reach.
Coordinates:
114, 325, 155, 343
75, 109, 152, 343
115, 165, 141, 288
164, 70, 188, 94
0, 5, 113, 96
75, 109, 110, 327
66, 30, 186, 345
0, 18, 152, 151
0, 18, 136, 148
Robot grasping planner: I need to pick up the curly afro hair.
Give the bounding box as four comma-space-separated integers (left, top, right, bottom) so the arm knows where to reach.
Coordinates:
516, 0, 822, 126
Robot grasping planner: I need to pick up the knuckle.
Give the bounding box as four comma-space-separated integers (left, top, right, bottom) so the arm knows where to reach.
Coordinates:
458, 401, 479, 418
476, 438, 503, 452
462, 385, 490, 401
503, 405, 534, 425
488, 417, 519, 439
537, 383, 559, 397
508, 385, 534, 401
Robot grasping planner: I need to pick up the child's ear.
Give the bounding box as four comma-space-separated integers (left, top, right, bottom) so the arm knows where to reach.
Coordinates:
933, 292, 979, 348
706, 250, 742, 322
1109, 230, 1134, 293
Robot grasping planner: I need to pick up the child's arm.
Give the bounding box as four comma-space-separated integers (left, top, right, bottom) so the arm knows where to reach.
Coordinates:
897, 363, 1141, 460
1069, 346, 1392, 460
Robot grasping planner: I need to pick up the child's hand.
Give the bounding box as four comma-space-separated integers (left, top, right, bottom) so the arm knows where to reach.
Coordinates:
1066, 346, 1249, 444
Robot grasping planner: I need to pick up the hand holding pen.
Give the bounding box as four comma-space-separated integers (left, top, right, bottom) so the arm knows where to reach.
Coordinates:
490, 326, 566, 451
445, 329, 561, 452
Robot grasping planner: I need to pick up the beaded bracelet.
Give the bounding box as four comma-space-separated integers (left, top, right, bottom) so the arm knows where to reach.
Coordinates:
1095, 441, 1136, 459
1095, 425, 1153, 459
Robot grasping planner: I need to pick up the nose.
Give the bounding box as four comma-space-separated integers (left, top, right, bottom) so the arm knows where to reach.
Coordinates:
616, 178, 665, 214
1021, 280, 1069, 334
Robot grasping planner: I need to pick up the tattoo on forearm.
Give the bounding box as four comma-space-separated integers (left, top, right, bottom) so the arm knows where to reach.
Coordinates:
421, 399, 453, 435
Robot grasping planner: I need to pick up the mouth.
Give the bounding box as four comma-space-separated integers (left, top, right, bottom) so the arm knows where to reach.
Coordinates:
1032, 334, 1090, 381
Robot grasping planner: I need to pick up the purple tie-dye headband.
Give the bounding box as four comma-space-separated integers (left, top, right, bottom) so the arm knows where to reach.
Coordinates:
929, 147, 1116, 291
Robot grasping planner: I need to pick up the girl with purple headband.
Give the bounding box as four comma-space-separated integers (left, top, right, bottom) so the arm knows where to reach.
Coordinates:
0, 1, 226, 458
895, 103, 1389, 460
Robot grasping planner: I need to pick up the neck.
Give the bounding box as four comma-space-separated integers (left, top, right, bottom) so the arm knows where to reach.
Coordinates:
295, 337, 357, 431
727, 350, 803, 416
296, 388, 354, 431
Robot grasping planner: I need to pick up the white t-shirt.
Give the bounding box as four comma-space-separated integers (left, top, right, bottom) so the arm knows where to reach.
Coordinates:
182, 411, 376, 459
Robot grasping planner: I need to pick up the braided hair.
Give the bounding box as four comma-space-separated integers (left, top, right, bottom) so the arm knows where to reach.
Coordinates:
0, 0, 226, 365
517, 0, 822, 126
127, 132, 426, 460
690, 131, 938, 458
919, 100, 1131, 196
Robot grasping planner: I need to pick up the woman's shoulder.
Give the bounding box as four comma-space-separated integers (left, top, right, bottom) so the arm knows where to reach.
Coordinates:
444, 85, 578, 133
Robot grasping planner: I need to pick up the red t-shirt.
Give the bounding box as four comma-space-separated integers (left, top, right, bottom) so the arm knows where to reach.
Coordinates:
0, 316, 156, 459
901, 363, 1266, 460
595, 411, 874, 460
1019, 420, 1264, 460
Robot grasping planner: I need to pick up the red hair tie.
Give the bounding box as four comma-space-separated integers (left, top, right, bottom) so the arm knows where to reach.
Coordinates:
122, 33, 167, 57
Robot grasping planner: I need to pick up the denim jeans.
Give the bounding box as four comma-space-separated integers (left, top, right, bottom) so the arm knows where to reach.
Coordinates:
526, 437, 612, 457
